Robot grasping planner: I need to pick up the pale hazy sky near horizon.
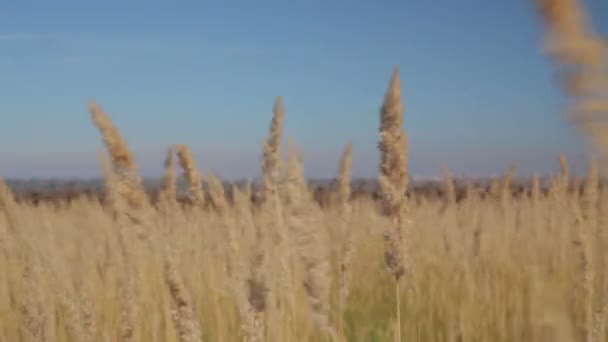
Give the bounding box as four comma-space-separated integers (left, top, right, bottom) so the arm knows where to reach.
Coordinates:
1, 0, 607, 180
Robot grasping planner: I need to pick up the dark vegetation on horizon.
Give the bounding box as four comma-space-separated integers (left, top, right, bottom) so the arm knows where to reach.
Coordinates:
6, 177, 601, 207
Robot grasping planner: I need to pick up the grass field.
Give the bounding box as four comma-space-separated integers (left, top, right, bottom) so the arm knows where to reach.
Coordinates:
1, 0, 608, 341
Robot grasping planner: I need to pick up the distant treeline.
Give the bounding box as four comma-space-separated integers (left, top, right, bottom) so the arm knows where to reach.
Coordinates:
5, 177, 600, 207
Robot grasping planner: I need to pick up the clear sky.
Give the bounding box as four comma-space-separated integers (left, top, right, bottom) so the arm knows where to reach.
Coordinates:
1, 0, 607, 180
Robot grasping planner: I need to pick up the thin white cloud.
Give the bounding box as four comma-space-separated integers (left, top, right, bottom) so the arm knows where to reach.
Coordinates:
0, 33, 39, 41
0, 32, 266, 64
212, 44, 266, 57
60, 55, 123, 65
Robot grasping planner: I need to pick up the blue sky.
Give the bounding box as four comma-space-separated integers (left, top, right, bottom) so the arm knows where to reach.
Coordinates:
1, 0, 607, 180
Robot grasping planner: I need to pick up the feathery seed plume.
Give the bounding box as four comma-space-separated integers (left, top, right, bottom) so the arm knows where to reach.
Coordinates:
164, 251, 203, 342
378, 65, 410, 282
159, 146, 177, 205
89, 100, 147, 209
175, 144, 206, 207
262, 96, 285, 201
535, 0, 608, 170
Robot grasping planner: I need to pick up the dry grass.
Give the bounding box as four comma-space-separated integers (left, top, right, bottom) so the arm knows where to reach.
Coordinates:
535, 0, 608, 169
1, 1, 608, 341
2, 154, 608, 342
175, 144, 206, 207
